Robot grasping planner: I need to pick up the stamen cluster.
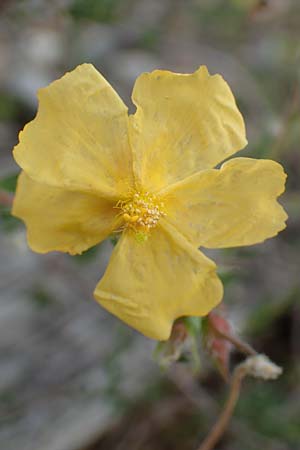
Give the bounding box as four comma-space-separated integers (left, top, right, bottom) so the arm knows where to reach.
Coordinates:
117, 191, 166, 233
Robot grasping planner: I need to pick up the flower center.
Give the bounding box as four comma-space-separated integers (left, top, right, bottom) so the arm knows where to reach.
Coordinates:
116, 191, 166, 238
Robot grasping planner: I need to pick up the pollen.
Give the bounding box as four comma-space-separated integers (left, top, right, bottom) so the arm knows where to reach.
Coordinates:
116, 191, 166, 235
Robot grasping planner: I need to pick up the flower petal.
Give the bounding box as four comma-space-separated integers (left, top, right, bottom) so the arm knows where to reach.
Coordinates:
13, 64, 133, 199
165, 158, 287, 248
130, 66, 247, 192
94, 221, 223, 340
12, 172, 118, 255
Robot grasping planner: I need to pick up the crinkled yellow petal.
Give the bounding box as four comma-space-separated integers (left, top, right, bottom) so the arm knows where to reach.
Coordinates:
94, 221, 223, 340
165, 158, 287, 249
13, 64, 133, 199
129, 66, 247, 192
12, 172, 118, 255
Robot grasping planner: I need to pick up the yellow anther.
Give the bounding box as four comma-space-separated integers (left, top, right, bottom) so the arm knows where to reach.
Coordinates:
116, 190, 166, 237
123, 213, 139, 223
129, 215, 139, 223
123, 213, 131, 222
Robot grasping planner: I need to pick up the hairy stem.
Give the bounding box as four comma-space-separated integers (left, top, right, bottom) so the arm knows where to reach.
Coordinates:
215, 328, 257, 356
196, 365, 247, 450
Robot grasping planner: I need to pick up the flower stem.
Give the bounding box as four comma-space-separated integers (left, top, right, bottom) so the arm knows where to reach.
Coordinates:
196, 364, 247, 450
195, 354, 282, 450
208, 315, 257, 356
215, 328, 257, 356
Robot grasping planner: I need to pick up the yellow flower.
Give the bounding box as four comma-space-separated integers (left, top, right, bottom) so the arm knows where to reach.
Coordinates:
12, 64, 287, 340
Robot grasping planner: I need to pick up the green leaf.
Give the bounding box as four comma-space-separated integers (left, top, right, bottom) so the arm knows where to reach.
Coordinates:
182, 316, 202, 338
69, 0, 122, 23
0, 173, 18, 193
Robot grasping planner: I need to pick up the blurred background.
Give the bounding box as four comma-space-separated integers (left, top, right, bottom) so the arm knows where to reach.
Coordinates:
0, 1, 299, 449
